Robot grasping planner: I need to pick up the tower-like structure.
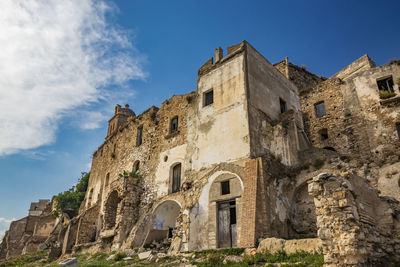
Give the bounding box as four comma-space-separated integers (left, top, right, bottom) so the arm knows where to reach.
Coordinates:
106, 104, 135, 138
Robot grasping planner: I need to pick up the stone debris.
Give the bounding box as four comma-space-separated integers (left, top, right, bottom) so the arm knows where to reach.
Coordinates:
58, 257, 78, 267
138, 250, 152, 260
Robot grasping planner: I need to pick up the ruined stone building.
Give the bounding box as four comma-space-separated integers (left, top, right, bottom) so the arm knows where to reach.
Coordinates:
1, 41, 400, 266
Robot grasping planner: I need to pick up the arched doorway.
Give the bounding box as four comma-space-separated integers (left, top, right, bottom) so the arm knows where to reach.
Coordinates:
209, 173, 243, 248
104, 190, 121, 230
144, 200, 181, 244
289, 183, 317, 238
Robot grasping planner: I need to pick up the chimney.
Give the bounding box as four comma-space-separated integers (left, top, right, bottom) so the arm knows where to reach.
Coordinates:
215, 47, 223, 63
115, 104, 121, 114
125, 104, 130, 109
285, 57, 290, 79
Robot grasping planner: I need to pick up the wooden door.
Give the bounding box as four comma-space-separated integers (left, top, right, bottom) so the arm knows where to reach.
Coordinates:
218, 202, 231, 248
218, 201, 237, 248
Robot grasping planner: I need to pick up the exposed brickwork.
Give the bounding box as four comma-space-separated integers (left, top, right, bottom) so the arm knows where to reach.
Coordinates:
239, 159, 259, 247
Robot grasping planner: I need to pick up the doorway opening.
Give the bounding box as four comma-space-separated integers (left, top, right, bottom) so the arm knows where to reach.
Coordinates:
217, 200, 237, 248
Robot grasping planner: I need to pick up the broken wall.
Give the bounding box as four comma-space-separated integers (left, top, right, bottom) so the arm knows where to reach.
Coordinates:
309, 172, 400, 266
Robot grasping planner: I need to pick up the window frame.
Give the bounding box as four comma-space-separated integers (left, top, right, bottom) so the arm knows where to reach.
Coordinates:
377, 75, 395, 93
221, 180, 230, 195
170, 116, 179, 134
171, 163, 182, 193
203, 89, 214, 107
314, 101, 326, 118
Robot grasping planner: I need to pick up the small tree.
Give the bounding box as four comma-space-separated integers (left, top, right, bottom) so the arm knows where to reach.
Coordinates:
53, 172, 89, 218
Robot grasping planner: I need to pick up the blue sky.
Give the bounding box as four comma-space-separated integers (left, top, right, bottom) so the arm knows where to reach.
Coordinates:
0, 0, 399, 238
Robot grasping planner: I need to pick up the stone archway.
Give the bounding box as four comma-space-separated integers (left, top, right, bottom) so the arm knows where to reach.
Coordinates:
144, 200, 181, 244
288, 182, 317, 238
104, 190, 121, 230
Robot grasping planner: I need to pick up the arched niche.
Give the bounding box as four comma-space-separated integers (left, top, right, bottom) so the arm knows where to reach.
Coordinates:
104, 190, 121, 230
288, 182, 317, 238
144, 200, 181, 244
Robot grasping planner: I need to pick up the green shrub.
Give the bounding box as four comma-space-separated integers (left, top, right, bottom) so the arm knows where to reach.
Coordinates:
53, 172, 89, 218
379, 90, 396, 99
118, 170, 141, 179
113, 252, 126, 261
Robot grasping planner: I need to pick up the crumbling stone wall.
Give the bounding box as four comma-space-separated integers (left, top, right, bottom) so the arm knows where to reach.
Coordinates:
274, 59, 326, 91
309, 172, 400, 266
76, 204, 100, 245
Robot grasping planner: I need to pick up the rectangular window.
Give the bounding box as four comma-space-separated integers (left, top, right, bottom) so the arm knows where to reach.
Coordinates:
203, 89, 214, 107
136, 126, 143, 146
319, 128, 328, 141
172, 163, 181, 193
170, 116, 178, 134
279, 98, 287, 114
221, 180, 230, 195
314, 101, 326, 118
377, 76, 394, 92
396, 123, 400, 139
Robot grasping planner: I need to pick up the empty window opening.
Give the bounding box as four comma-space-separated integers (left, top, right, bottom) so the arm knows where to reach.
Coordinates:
170, 116, 178, 134
203, 89, 214, 107
171, 163, 181, 193
133, 161, 140, 173
323, 146, 336, 152
105, 173, 110, 187
396, 123, 400, 139
113, 143, 116, 153
377, 76, 394, 92
136, 126, 143, 146
168, 227, 173, 238
319, 128, 328, 141
314, 101, 326, 118
221, 180, 230, 195
279, 98, 287, 113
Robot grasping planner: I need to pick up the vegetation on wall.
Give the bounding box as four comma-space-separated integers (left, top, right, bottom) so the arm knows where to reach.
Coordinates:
53, 172, 89, 218
118, 170, 141, 178
379, 90, 396, 99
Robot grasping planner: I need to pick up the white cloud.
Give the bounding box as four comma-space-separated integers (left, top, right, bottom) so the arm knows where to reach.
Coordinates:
0, 0, 145, 156
0, 217, 14, 224
0, 217, 15, 240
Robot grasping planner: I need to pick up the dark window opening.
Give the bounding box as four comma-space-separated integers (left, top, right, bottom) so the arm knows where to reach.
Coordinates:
279, 98, 287, 113
203, 90, 214, 106
170, 116, 178, 134
171, 163, 181, 193
105, 173, 110, 187
168, 227, 173, 238
221, 180, 230, 195
377, 76, 394, 92
113, 143, 116, 153
136, 126, 143, 146
323, 146, 336, 152
319, 128, 328, 141
396, 123, 400, 139
314, 101, 326, 118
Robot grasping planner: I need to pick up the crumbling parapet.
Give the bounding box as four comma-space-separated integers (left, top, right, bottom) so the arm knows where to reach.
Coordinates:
309, 172, 400, 266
